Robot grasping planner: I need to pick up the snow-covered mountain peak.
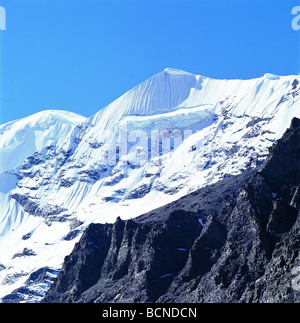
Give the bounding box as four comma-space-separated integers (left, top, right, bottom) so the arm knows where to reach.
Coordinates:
0, 70, 300, 302
90, 70, 300, 132
1, 109, 86, 128
88, 68, 206, 135
0, 110, 86, 173
28, 109, 86, 125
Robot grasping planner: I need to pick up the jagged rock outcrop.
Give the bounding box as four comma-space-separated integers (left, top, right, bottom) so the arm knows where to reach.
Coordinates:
2, 267, 59, 303
42, 211, 202, 303
42, 118, 300, 303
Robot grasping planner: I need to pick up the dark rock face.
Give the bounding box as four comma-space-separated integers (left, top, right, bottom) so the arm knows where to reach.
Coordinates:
2, 267, 59, 303
42, 211, 202, 303
261, 117, 300, 192
42, 118, 300, 303
10, 193, 67, 218
12, 248, 36, 259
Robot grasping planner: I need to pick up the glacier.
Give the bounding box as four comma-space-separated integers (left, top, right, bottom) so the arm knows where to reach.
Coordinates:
0, 68, 299, 302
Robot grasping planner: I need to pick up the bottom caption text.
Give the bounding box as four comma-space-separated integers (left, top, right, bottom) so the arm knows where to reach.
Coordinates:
101, 306, 197, 320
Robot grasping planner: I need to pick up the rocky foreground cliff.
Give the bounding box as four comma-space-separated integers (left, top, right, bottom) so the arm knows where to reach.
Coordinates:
42, 118, 300, 303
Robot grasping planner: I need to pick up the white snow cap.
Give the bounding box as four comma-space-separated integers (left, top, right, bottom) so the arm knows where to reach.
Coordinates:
163, 68, 195, 75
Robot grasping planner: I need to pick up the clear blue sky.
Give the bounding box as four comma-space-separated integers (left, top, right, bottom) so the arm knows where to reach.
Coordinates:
0, 0, 299, 124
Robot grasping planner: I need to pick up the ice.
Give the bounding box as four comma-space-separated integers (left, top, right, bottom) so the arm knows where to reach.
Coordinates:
264, 73, 280, 80
164, 68, 194, 75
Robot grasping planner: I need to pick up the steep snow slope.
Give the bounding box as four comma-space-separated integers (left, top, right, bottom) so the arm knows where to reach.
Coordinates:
0, 110, 86, 237
0, 69, 300, 302
0, 110, 86, 172
0, 110, 87, 301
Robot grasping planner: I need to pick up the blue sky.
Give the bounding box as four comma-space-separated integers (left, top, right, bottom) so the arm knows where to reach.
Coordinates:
0, 0, 299, 124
